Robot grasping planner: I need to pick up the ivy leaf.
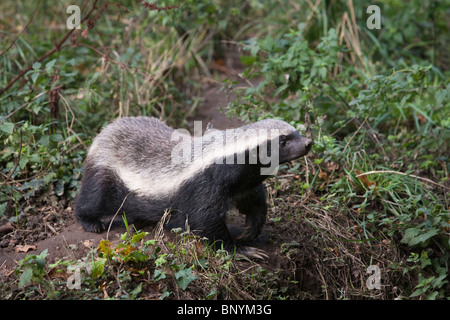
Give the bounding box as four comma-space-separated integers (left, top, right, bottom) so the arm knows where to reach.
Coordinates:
32, 62, 41, 70
97, 240, 113, 258
175, 267, 198, 290
55, 180, 65, 196
154, 269, 166, 281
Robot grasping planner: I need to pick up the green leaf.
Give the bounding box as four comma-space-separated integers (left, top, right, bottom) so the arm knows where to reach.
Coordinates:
129, 251, 149, 262
130, 283, 143, 298
240, 55, 257, 66
154, 269, 166, 281
273, 84, 288, 97
32, 62, 41, 70
0, 122, 14, 134
35, 249, 48, 269
31, 72, 39, 84
160, 290, 171, 300
55, 180, 65, 196
91, 258, 106, 279
50, 133, 63, 142
131, 232, 148, 244
0, 203, 7, 217
19, 268, 33, 288
45, 59, 56, 74
319, 66, 327, 79
175, 268, 198, 290
19, 157, 29, 169
401, 228, 439, 246
155, 253, 167, 267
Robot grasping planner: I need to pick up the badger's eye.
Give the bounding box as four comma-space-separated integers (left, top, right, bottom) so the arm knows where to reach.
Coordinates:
280, 136, 287, 148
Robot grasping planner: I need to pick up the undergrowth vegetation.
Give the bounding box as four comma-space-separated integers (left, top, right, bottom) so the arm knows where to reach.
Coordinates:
0, 0, 449, 299
10, 215, 281, 300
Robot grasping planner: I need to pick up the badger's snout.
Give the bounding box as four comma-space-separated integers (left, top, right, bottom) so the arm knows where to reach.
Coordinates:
303, 138, 313, 154
279, 133, 313, 163
296, 136, 313, 157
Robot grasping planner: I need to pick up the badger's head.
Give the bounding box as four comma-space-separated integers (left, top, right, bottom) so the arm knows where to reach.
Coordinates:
278, 130, 313, 163
241, 119, 313, 175
249, 119, 313, 162
171, 119, 313, 177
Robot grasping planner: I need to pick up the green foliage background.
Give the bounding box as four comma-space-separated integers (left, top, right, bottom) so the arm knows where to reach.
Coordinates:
0, 0, 448, 299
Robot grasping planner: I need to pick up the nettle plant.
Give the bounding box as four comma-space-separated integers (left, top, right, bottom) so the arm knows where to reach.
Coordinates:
0, 57, 87, 217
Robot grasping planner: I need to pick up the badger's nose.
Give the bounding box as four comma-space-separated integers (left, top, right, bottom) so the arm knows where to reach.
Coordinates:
304, 139, 313, 153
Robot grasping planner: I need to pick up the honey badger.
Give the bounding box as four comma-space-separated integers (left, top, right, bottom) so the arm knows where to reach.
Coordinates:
75, 117, 313, 258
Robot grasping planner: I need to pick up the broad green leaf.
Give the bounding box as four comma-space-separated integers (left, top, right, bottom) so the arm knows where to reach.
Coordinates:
45, 59, 56, 73
92, 258, 106, 279
30, 72, 39, 84
175, 268, 198, 290
131, 232, 148, 244
0, 122, 14, 134
19, 268, 33, 288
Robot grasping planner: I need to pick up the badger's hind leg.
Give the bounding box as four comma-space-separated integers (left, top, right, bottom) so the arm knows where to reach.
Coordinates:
75, 165, 118, 233
232, 183, 267, 243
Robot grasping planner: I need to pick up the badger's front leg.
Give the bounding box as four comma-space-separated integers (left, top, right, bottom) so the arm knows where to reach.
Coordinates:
232, 183, 267, 243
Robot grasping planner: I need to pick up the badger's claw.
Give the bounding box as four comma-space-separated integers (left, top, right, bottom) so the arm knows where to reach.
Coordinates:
237, 246, 269, 260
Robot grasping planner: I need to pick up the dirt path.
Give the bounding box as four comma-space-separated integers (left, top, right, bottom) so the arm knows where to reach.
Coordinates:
188, 76, 244, 130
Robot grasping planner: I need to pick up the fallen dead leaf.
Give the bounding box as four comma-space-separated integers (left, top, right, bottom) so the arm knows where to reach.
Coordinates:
326, 161, 338, 171
318, 169, 329, 181
355, 170, 377, 189
15, 244, 37, 253
82, 240, 94, 248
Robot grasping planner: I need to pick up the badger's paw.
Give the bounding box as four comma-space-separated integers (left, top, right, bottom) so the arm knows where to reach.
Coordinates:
79, 219, 106, 233
237, 246, 269, 260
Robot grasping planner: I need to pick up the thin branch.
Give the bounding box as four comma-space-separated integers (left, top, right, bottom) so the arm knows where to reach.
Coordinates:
106, 192, 132, 240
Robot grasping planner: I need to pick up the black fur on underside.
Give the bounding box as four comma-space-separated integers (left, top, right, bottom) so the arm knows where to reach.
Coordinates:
75, 152, 267, 252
